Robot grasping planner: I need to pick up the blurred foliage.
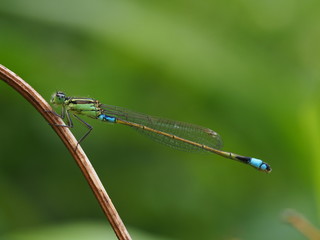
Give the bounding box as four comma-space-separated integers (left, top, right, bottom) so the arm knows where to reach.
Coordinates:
0, 0, 320, 239
3, 221, 173, 240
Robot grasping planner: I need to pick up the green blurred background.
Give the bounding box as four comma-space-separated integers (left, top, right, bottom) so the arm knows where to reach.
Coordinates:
1, 0, 320, 239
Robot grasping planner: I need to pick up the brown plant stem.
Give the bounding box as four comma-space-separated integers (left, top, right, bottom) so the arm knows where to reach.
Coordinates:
0, 64, 132, 240
283, 209, 320, 240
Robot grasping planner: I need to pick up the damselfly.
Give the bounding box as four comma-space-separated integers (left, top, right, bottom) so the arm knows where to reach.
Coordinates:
50, 91, 271, 173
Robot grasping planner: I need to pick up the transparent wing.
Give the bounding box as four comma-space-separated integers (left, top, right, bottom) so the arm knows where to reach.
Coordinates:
100, 104, 223, 152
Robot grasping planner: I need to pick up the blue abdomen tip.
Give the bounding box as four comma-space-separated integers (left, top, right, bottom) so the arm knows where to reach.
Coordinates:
250, 158, 271, 173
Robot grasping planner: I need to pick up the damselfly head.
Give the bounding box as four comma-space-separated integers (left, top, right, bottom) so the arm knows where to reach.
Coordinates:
51, 91, 67, 105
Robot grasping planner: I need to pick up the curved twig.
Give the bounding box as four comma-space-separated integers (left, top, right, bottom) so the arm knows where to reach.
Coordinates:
283, 209, 320, 240
0, 64, 132, 240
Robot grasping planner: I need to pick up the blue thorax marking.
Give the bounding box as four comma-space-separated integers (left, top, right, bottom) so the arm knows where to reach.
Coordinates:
98, 114, 116, 123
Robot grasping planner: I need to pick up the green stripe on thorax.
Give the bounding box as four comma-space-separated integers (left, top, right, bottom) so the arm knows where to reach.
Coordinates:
66, 98, 102, 118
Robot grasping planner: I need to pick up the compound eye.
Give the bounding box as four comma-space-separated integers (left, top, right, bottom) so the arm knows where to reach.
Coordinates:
56, 92, 65, 99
